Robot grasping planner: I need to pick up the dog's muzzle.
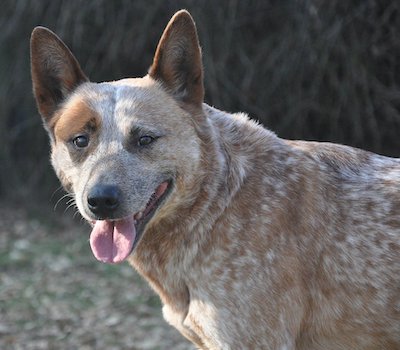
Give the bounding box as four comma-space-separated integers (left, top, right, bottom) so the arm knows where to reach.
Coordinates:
87, 184, 121, 219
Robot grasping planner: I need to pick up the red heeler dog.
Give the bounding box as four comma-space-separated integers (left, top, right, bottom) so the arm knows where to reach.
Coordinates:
30, 9, 400, 350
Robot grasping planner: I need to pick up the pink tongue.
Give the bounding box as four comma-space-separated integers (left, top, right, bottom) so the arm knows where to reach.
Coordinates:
89, 217, 136, 264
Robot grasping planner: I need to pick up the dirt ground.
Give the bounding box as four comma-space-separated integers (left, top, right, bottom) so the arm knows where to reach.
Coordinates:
0, 204, 194, 350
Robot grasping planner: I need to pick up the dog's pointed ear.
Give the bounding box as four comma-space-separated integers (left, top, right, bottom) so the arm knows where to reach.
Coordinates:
149, 10, 204, 109
30, 27, 88, 123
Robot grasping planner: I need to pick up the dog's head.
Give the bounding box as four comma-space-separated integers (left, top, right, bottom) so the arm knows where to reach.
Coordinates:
30, 11, 206, 263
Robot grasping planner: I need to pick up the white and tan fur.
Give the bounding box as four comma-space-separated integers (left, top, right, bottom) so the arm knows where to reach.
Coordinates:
31, 10, 400, 350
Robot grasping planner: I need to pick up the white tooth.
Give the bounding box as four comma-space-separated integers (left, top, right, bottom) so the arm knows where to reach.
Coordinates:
135, 211, 143, 220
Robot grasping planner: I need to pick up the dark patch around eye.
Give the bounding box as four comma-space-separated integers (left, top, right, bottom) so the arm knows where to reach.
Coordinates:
67, 117, 99, 163
138, 135, 155, 146
125, 125, 161, 153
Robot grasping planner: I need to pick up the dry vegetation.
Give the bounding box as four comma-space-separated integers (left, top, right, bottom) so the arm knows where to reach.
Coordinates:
1, 0, 400, 200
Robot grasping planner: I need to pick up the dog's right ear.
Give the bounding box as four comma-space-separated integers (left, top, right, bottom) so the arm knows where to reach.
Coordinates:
30, 27, 88, 124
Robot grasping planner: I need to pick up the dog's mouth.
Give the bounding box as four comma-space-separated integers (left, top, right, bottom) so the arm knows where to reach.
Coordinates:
89, 180, 172, 264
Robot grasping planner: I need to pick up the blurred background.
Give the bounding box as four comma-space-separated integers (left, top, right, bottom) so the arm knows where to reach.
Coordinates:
1, 0, 400, 203
1, 0, 399, 349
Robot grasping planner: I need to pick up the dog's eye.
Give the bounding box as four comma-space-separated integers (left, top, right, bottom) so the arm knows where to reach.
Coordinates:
138, 135, 155, 147
72, 135, 89, 148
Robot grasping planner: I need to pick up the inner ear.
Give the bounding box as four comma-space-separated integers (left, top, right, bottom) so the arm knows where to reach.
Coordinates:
30, 27, 88, 123
148, 10, 204, 108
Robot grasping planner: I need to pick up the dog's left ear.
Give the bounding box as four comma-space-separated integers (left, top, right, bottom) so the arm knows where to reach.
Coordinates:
149, 10, 204, 109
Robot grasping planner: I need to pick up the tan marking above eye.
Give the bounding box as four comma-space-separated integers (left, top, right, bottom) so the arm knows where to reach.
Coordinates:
54, 98, 101, 143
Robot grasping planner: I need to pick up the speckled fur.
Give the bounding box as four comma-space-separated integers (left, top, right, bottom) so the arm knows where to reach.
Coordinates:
31, 10, 400, 350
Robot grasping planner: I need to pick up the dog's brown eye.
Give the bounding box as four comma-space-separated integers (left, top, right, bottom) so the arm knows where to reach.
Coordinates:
138, 135, 154, 146
73, 135, 89, 148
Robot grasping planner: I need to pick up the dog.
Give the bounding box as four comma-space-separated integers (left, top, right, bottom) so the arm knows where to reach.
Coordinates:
30, 9, 400, 350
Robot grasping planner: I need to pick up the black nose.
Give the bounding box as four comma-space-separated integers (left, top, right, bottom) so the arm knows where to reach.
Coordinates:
87, 184, 121, 218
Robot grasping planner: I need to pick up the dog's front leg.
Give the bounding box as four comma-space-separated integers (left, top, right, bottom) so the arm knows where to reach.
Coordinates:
163, 304, 209, 349
181, 297, 300, 350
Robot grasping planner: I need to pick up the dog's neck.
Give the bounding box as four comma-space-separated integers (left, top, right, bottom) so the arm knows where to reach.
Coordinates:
127, 103, 290, 311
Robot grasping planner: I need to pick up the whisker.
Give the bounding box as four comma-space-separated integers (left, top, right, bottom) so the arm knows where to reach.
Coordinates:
66, 198, 76, 206
54, 192, 74, 211
64, 201, 77, 214
73, 209, 83, 220
50, 185, 64, 201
